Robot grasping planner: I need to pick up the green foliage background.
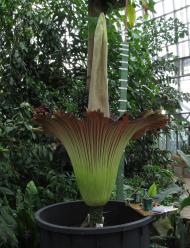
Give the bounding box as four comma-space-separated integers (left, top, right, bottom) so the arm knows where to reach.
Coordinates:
0, 0, 190, 247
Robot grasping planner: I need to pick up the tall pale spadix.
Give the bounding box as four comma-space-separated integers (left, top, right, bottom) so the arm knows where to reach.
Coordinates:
88, 13, 109, 117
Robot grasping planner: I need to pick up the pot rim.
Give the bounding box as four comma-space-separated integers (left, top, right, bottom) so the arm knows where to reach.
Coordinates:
35, 200, 153, 235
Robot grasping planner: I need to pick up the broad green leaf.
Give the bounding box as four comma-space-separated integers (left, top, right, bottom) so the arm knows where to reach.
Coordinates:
26, 180, 38, 195
180, 196, 190, 210
153, 216, 173, 236
128, 1, 136, 27
0, 146, 9, 153
143, 13, 149, 21
0, 187, 14, 196
0, 207, 18, 247
157, 184, 182, 202
148, 0, 156, 13
1, 208, 16, 226
148, 182, 157, 198
177, 150, 190, 171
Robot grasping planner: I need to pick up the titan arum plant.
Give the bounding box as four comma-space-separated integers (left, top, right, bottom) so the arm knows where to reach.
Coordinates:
34, 13, 168, 227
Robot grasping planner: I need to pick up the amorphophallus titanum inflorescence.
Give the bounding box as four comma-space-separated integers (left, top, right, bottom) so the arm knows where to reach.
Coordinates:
34, 110, 167, 206
33, 13, 168, 226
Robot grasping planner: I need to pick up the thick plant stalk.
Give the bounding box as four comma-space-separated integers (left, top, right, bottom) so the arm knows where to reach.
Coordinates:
116, 0, 129, 200
81, 206, 103, 228
88, 13, 110, 117
89, 206, 103, 227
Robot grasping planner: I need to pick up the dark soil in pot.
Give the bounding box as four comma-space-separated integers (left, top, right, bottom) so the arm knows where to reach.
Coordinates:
35, 200, 153, 248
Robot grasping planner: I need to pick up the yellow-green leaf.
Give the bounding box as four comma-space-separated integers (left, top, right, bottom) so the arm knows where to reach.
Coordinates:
148, 182, 157, 198
128, 2, 136, 27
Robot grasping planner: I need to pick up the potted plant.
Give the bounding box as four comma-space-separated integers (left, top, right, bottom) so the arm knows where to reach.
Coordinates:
143, 183, 157, 211
34, 13, 168, 248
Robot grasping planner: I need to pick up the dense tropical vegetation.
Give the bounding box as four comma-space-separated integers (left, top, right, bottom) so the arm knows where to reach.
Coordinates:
0, 0, 190, 247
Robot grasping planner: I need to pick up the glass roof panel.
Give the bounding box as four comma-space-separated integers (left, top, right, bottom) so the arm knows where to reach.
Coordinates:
168, 44, 177, 56
174, 0, 186, 9
154, 1, 164, 17
178, 41, 189, 57
150, 0, 190, 114
164, 0, 174, 14
175, 8, 187, 23
183, 57, 190, 75
180, 76, 190, 93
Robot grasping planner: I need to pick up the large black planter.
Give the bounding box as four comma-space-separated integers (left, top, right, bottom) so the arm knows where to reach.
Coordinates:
35, 201, 152, 248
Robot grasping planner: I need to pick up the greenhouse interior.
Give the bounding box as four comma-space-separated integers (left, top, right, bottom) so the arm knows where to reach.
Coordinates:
0, 0, 190, 248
